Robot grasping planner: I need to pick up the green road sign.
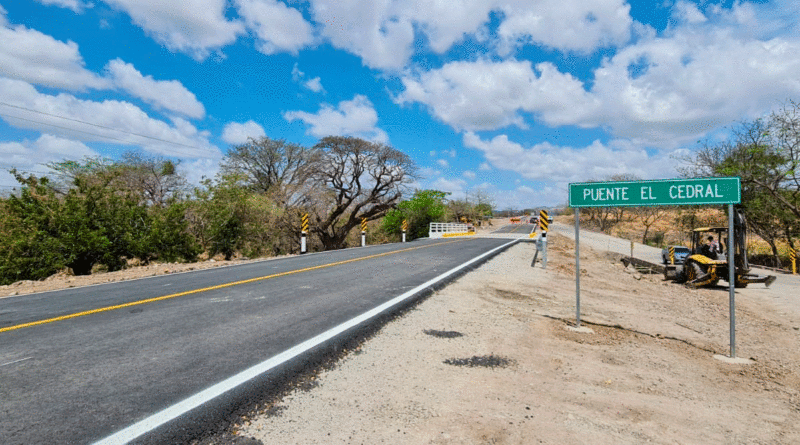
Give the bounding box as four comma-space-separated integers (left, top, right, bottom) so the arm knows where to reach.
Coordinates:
569, 177, 740, 207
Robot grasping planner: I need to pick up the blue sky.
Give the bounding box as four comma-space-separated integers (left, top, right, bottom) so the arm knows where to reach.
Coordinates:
1, 0, 798, 209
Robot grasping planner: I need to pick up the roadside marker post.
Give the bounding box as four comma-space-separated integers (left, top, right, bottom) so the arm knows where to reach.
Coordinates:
361, 218, 367, 247
790, 246, 796, 274
300, 213, 309, 254
402, 219, 408, 243
538, 210, 548, 269
570, 177, 742, 358
669, 246, 675, 264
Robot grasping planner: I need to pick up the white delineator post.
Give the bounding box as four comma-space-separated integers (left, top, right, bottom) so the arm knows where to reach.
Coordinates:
361, 218, 367, 247
301, 213, 309, 254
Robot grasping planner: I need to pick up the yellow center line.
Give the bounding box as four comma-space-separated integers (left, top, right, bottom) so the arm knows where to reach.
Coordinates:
0, 239, 472, 334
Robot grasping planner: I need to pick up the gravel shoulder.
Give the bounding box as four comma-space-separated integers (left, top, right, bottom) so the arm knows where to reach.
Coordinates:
227, 230, 800, 445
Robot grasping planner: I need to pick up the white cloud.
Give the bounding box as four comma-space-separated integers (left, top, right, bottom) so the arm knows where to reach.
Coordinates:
236, 0, 314, 55
0, 22, 110, 91
307, 0, 636, 69
0, 134, 99, 187
463, 170, 476, 179
436, 159, 449, 168
0, 5, 6, 27
587, 6, 800, 146
292, 63, 324, 93
479, 162, 492, 171
397, 59, 597, 131
309, 0, 496, 70
463, 131, 681, 185
496, 0, 632, 55
178, 157, 221, 187
304, 77, 324, 93
222, 120, 266, 145
428, 176, 467, 199
0, 77, 220, 159
105, 59, 205, 119
673, 1, 707, 25
99, 0, 244, 60
283, 94, 389, 143
398, 1, 800, 147
36, 0, 92, 13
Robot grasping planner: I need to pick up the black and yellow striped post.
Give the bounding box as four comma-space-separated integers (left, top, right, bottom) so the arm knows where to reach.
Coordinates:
361, 218, 367, 247
790, 246, 797, 274
402, 219, 408, 243
538, 210, 549, 268
669, 246, 675, 264
300, 213, 309, 254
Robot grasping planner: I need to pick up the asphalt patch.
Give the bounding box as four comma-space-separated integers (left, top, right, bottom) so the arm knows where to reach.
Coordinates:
444, 355, 514, 368
423, 329, 464, 338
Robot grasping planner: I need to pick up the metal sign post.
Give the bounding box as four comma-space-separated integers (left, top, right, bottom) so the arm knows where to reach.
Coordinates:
569, 177, 741, 357
728, 204, 736, 358
575, 207, 581, 328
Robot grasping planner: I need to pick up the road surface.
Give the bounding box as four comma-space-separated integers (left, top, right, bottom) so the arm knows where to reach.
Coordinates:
0, 237, 519, 444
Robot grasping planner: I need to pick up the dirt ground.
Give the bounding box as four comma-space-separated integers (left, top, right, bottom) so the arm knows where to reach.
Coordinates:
230, 232, 800, 445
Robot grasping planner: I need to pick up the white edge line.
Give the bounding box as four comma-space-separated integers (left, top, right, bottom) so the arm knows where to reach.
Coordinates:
92, 238, 520, 445
0, 356, 32, 367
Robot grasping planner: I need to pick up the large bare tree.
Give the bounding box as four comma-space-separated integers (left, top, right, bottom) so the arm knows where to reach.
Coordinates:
308, 136, 416, 249
220, 136, 319, 207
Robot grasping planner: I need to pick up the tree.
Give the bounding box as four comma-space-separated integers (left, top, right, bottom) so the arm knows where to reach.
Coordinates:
47, 153, 187, 207
383, 190, 448, 240
308, 136, 416, 250
679, 106, 800, 265
634, 206, 668, 245
220, 136, 319, 207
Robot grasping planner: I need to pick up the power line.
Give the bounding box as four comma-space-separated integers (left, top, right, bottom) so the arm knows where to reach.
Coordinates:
0, 112, 134, 144
0, 101, 202, 149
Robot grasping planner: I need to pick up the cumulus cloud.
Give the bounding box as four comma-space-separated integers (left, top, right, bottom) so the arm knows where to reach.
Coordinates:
397, 1, 800, 148
463, 170, 476, 180
0, 134, 99, 187
307, 0, 636, 69
0, 77, 220, 159
588, 5, 800, 146
291, 63, 325, 93
497, 0, 631, 55
99, 0, 244, 60
304, 77, 324, 93
397, 59, 597, 131
0, 21, 110, 91
462, 131, 681, 184
236, 0, 314, 55
222, 120, 266, 145
36, 0, 92, 13
105, 59, 205, 119
283, 95, 389, 143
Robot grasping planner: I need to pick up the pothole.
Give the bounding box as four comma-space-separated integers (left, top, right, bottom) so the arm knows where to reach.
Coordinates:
444, 355, 515, 368
423, 329, 464, 338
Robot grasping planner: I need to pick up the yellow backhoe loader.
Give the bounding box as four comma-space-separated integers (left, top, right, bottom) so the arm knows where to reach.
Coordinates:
665, 209, 776, 288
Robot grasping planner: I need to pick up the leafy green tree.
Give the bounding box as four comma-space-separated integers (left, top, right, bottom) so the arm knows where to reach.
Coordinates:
383, 190, 449, 240
189, 175, 250, 260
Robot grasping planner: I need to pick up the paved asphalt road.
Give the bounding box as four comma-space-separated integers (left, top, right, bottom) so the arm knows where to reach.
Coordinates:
491, 223, 536, 235
0, 237, 518, 445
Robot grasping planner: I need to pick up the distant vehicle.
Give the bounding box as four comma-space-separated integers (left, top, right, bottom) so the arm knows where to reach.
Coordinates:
661, 246, 690, 264
530, 216, 538, 224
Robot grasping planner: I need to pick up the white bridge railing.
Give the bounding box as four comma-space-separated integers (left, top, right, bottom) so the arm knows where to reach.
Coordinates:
429, 223, 472, 238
